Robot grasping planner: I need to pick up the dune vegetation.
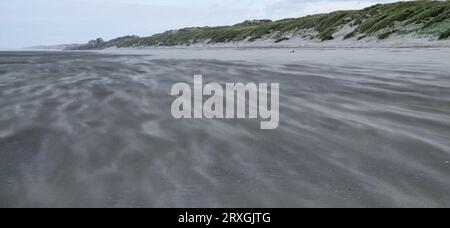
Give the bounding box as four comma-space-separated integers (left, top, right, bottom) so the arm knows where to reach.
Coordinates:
70, 1, 450, 49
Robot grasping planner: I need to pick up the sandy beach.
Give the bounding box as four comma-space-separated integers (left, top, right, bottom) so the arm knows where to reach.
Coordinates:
1, 48, 450, 207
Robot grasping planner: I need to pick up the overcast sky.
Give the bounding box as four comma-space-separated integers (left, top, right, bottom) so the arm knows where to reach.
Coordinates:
0, 0, 404, 49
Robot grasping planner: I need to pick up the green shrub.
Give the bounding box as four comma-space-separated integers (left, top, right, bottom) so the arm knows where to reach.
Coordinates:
274, 37, 290, 43
320, 32, 334, 41
378, 30, 397, 39
248, 36, 262, 42
439, 28, 450, 39
424, 8, 450, 27
344, 31, 357, 39
357, 35, 367, 40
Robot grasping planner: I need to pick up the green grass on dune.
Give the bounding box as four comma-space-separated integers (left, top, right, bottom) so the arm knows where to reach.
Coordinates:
440, 28, 450, 39
117, 1, 450, 47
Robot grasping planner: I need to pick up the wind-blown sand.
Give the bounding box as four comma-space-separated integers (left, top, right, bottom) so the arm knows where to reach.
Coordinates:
1, 48, 450, 207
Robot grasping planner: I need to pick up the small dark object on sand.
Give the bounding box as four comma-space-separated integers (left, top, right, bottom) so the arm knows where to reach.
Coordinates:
290, 50, 295, 53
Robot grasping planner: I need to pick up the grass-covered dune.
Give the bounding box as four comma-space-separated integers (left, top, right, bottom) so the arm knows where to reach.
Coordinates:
73, 0, 450, 49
